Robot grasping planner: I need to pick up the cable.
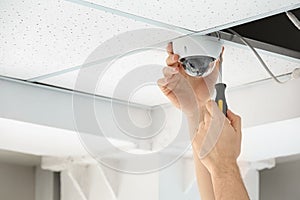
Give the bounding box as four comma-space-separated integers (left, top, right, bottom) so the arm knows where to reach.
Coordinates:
227, 29, 289, 84
216, 31, 221, 40
286, 11, 300, 30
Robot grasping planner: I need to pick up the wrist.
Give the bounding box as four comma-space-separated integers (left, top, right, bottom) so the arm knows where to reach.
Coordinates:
185, 102, 207, 134
210, 161, 240, 179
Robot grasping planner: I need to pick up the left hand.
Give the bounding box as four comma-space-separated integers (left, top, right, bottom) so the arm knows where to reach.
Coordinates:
157, 43, 224, 116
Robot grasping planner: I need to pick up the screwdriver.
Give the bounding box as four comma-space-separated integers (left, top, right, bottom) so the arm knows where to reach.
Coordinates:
215, 52, 228, 116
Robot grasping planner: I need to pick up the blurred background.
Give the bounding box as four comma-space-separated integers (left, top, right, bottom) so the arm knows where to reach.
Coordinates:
0, 0, 300, 200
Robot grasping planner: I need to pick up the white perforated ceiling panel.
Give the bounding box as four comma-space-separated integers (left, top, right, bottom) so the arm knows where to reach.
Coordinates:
0, 0, 154, 79
85, 0, 300, 31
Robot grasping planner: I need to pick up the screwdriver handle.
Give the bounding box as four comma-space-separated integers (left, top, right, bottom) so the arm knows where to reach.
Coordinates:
215, 83, 228, 116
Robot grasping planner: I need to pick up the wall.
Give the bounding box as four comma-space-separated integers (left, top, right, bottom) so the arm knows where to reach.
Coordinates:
260, 159, 300, 200
0, 162, 35, 200
35, 167, 60, 200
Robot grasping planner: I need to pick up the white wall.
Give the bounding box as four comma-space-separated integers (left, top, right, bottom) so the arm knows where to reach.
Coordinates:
35, 167, 60, 200
0, 162, 35, 200
59, 164, 159, 200
260, 159, 300, 200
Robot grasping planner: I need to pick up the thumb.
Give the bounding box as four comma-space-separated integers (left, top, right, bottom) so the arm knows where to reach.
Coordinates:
194, 107, 212, 144
205, 100, 222, 118
192, 121, 207, 151
203, 104, 212, 128
227, 109, 242, 132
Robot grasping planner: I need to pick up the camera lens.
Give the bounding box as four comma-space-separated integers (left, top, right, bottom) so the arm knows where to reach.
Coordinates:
180, 56, 216, 77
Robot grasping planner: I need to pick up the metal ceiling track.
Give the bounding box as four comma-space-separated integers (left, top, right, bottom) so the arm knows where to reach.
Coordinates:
0, 75, 152, 109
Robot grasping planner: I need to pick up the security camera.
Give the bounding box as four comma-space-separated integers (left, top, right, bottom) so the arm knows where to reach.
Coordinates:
173, 35, 223, 77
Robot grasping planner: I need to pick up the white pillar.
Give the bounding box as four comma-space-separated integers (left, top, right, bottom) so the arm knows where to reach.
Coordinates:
35, 167, 59, 200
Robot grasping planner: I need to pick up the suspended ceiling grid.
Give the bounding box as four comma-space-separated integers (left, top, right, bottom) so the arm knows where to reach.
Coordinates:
86, 0, 300, 31
0, 0, 299, 106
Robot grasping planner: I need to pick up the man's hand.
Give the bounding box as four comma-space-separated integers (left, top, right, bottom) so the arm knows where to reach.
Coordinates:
193, 101, 249, 200
193, 100, 242, 174
157, 43, 224, 117
157, 43, 225, 200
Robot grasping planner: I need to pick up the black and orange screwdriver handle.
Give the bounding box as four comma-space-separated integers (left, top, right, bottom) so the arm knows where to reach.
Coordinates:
215, 83, 228, 116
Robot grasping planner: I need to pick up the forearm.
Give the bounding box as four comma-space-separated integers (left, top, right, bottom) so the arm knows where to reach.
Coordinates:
210, 163, 249, 200
187, 111, 215, 200
193, 152, 215, 200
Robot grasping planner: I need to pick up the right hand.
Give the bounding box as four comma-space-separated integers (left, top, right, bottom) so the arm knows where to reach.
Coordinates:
192, 101, 242, 175
157, 43, 224, 116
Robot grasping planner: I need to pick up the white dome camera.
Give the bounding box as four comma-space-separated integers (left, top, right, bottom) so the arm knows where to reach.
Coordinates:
173, 35, 223, 77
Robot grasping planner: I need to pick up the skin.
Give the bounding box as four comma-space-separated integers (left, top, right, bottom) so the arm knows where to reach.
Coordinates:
157, 43, 249, 200
194, 101, 249, 200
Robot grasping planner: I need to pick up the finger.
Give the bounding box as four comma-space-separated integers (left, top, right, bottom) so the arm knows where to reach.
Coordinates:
157, 82, 180, 108
205, 100, 227, 125
157, 78, 168, 87
167, 42, 173, 55
214, 46, 225, 71
227, 109, 242, 132
202, 59, 221, 89
157, 77, 177, 95
206, 60, 220, 81
166, 54, 179, 66
162, 66, 179, 78
219, 46, 225, 61
192, 121, 206, 149
165, 91, 180, 108
205, 100, 218, 117
203, 105, 212, 128
157, 80, 172, 96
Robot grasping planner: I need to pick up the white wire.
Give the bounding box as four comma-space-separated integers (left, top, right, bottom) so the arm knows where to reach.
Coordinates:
286, 11, 300, 30
228, 29, 289, 84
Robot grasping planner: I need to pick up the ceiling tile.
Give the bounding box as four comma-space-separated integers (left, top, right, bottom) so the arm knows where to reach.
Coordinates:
86, 0, 300, 31
0, 0, 155, 79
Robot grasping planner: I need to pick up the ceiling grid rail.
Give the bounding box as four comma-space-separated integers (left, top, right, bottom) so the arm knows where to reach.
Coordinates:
25, 0, 300, 82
